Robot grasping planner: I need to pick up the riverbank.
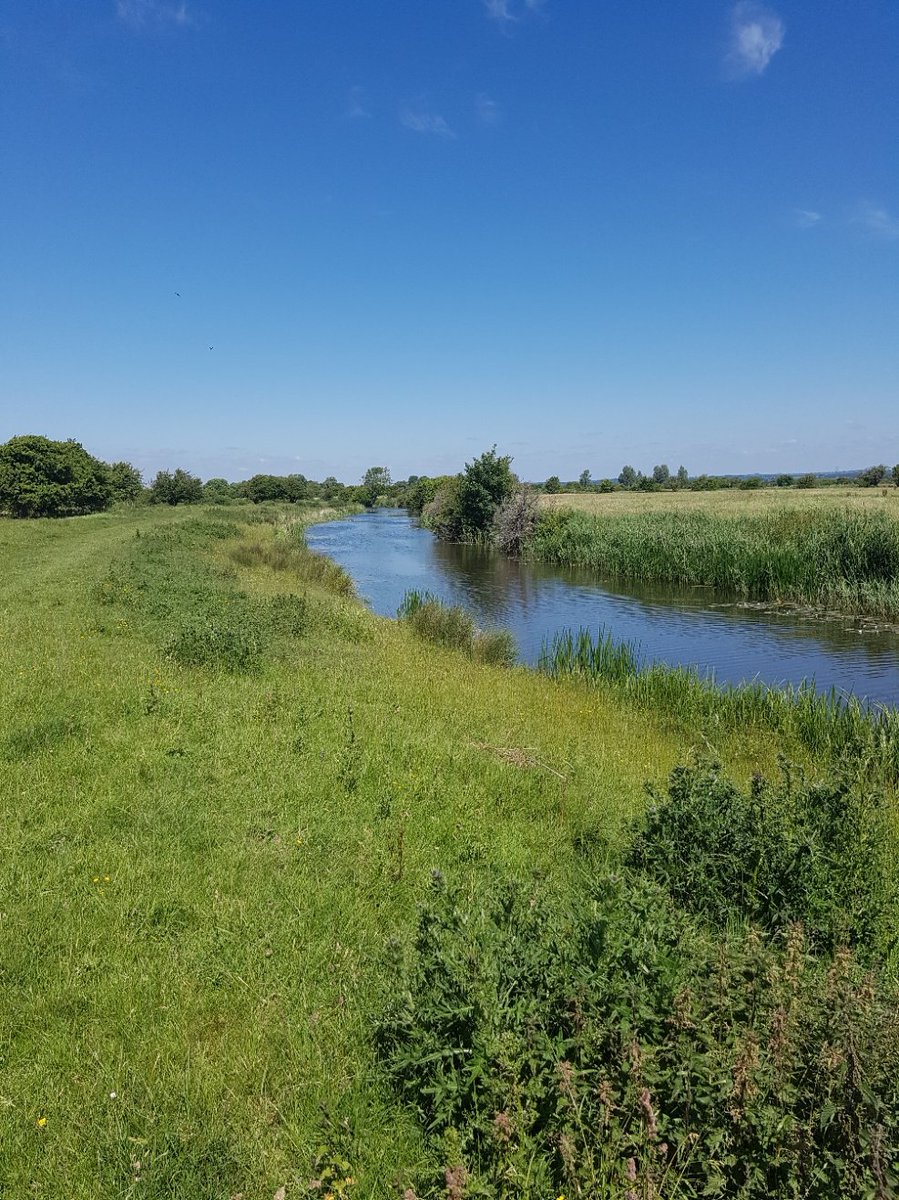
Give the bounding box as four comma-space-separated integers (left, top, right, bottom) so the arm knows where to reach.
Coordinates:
529, 501, 899, 622
2, 505, 898, 1196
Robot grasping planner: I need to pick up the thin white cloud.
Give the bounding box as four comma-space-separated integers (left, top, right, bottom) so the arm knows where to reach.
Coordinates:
854, 201, 899, 241
476, 93, 500, 125
346, 86, 371, 120
727, 2, 784, 77
400, 108, 456, 139
794, 209, 822, 229
483, 0, 545, 26
116, 0, 192, 29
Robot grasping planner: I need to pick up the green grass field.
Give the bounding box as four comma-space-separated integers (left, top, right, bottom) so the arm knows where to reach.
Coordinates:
3, 505, 897, 1197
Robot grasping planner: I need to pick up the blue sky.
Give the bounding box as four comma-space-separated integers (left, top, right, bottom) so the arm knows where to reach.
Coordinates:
1, 1, 897, 483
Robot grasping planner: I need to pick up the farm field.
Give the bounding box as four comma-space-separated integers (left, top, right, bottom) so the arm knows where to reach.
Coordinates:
540, 485, 899, 518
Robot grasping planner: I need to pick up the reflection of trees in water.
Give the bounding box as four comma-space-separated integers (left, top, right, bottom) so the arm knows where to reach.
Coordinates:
428, 539, 543, 625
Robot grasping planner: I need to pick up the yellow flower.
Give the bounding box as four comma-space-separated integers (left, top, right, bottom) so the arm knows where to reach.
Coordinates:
37, 1116, 47, 1128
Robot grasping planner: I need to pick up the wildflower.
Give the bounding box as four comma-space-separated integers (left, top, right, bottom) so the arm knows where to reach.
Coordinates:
37, 1116, 47, 1128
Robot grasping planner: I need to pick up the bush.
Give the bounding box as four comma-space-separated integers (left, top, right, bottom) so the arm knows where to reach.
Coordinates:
492, 487, 538, 555
165, 612, 264, 672
377, 868, 899, 1199
149, 468, 203, 506
629, 759, 898, 957
0, 434, 112, 518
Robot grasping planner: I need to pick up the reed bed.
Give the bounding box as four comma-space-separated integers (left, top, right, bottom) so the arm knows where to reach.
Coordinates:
540, 626, 899, 781
530, 506, 899, 619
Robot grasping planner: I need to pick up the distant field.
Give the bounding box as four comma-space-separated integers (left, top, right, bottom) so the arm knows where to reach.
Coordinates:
540, 485, 899, 518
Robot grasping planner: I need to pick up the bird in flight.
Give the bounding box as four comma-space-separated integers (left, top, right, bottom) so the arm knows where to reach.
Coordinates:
174, 291, 181, 297
209, 346, 214, 350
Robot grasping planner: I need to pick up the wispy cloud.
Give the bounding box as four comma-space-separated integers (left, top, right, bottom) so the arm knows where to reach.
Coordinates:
854, 201, 899, 241
116, 0, 192, 29
476, 93, 500, 125
727, 2, 784, 77
400, 107, 456, 139
483, 0, 545, 27
346, 86, 371, 120
794, 209, 822, 229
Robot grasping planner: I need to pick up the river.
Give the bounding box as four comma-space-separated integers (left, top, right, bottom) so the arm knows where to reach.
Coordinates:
306, 508, 899, 707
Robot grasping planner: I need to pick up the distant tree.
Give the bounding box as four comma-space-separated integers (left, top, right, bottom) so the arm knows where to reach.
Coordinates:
598, 479, 616, 493
676, 465, 689, 487
775, 474, 795, 488
105, 460, 144, 503
859, 464, 887, 488
149, 468, 203, 506
893, 464, 899, 488
652, 463, 670, 486
618, 465, 637, 489
361, 466, 391, 508
0, 434, 112, 518
203, 477, 236, 503
243, 474, 289, 503
285, 474, 309, 503
796, 473, 817, 490
544, 475, 562, 494
578, 469, 592, 489
739, 476, 762, 490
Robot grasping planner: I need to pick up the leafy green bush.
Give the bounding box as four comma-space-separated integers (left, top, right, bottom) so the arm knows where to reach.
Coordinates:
629, 759, 899, 957
377, 867, 899, 1199
0, 434, 112, 517
165, 612, 265, 672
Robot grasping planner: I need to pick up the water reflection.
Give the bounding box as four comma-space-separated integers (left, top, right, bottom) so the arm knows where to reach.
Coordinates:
306, 509, 899, 707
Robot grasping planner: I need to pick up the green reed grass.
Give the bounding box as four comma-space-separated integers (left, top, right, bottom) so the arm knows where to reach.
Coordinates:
540, 626, 899, 782
398, 589, 517, 666
530, 506, 899, 619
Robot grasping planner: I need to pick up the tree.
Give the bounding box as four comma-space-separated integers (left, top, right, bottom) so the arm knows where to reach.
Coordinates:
618, 465, 637, 489
676, 465, 689, 487
148, 468, 203, 506
579, 469, 592, 489
493, 486, 539, 554
456, 446, 515, 538
775, 474, 794, 488
859, 464, 887, 488
893, 464, 899, 488
0, 434, 112, 518
544, 475, 562, 494
106, 461, 144, 502
361, 466, 391, 508
652, 464, 670, 486
796, 473, 817, 490
203, 477, 237, 503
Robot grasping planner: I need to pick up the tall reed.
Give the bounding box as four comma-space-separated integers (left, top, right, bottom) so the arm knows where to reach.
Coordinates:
530, 506, 899, 619
540, 626, 899, 781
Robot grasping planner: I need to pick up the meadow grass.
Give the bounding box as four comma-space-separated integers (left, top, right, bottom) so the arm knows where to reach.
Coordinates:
530, 503, 899, 620
0, 504, 737, 1197
540, 485, 899, 518
3, 505, 897, 1197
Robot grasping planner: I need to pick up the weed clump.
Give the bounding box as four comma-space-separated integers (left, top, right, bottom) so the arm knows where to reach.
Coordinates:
165, 613, 264, 673
398, 590, 516, 666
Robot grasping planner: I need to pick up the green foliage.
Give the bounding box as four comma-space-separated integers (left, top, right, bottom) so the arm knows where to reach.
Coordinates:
544, 475, 562, 493
578, 469, 592, 488
739, 475, 762, 489
652, 463, 670, 486
893, 464, 899, 488
492, 486, 538, 555
775, 473, 795, 487
166, 613, 265, 672
539, 626, 899, 783
630, 759, 899, 956
106, 460, 144, 502
377, 861, 899, 1199
148, 468, 203, 506
859, 464, 888, 487
361, 466, 391, 508
0, 434, 112, 518
454, 447, 515, 540
796, 472, 818, 488
618, 464, 637, 488
202, 477, 238, 503
529, 505, 899, 619
398, 591, 516, 665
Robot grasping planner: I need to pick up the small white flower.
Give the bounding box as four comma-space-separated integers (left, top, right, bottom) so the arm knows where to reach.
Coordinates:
110, 1091, 117, 1099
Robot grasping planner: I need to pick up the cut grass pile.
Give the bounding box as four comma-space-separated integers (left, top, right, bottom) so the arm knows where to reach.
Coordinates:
2, 504, 897, 1197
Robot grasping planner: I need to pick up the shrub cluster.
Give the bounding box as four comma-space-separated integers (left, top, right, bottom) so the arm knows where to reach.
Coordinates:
397, 591, 517, 666
377, 762, 899, 1199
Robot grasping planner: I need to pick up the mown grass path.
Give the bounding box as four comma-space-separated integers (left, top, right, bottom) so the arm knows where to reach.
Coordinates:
0, 507, 794, 1197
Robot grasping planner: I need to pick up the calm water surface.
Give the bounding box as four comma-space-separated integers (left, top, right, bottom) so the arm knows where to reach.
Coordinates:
306, 509, 899, 708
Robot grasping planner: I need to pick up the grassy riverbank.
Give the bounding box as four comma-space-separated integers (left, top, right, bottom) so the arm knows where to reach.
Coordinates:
530, 502, 899, 621
2, 505, 898, 1197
